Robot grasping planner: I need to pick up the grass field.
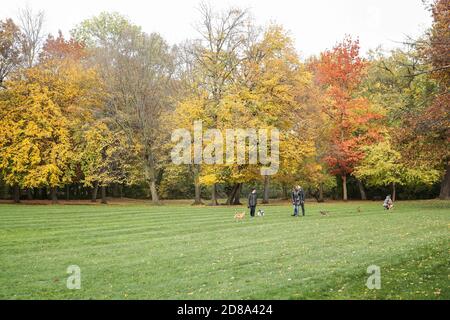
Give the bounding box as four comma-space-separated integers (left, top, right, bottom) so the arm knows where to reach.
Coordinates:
0, 200, 448, 300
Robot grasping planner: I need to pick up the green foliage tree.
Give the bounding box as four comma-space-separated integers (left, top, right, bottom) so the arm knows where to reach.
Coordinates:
72, 12, 176, 204
78, 121, 141, 203
354, 139, 440, 201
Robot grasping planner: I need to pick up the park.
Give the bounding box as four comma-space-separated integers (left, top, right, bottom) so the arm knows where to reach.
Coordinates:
0, 0, 449, 301
0, 199, 448, 299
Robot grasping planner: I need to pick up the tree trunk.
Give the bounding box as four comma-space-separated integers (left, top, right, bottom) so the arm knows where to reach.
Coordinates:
101, 185, 107, 204
3, 183, 9, 200
262, 175, 270, 204
112, 183, 120, 198
91, 182, 99, 202
70, 185, 75, 199
318, 182, 324, 203
233, 183, 242, 205
281, 183, 289, 200
210, 184, 218, 206
357, 179, 367, 200
226, 183, 239, 205
65, 185, 70, 201
145, 153, 160, 204
42, 187, 48, 200
149, 181, 159, 204
192, 165, 203, 205
50, 187, 58, 203
71, 185, 76, 199
439, 163, 450, 200
193, 182, 202, 205
13, 184, 20, 203
392, 182, 396, 202
342, 175, 348, 201
26, 188, 33, 200
37, 188, 43, 200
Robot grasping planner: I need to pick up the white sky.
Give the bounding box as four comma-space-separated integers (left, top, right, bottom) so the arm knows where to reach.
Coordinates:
1, 0, 432, 58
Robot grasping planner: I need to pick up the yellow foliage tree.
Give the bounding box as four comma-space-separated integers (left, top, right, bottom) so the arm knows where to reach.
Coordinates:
0, 54, 103, 202
0, 81, 73, 201
77, 121, 141, 203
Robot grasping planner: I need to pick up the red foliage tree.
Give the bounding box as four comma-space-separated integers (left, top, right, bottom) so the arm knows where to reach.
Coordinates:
40, 30, 86, 62
313, 37, 383, 200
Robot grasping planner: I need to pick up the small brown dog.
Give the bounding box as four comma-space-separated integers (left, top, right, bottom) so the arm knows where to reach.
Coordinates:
234, 211, 245, 221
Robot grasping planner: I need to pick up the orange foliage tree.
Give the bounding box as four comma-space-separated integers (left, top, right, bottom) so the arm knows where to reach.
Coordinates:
313, 37, 384, 200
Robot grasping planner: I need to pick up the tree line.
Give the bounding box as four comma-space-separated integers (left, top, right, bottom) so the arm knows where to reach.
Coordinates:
0, 1, 448, 204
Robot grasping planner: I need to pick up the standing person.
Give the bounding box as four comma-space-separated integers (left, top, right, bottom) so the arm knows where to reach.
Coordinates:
292, 185, 305, 217
298, 186, 305, 216
248, 188, 258, 217
292, 186, 300, 217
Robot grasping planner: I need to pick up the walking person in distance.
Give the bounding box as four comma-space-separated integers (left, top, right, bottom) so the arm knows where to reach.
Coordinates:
248, 188, 258, 217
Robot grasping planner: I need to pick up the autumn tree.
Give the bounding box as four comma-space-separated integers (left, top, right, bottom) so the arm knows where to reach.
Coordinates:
361, 1, 448, 198
72, 12, 176, 203
190, 3, 250, 205
0, 77, 74, 202
231, 25, 314, 204
78, 121, 140, 204
313, 37, 384, 200
361, 47, 442, 197
364, 0, 450, 200
173, 19, 315, 205
422, 0, 450, 83
0, 32, 102, 203
0, 19, 23, 87
40, 31, 86, 62
417, 0, 450, 199
169, 91, 208, 204
354, 139, 440, 201
295, 72, 336, 202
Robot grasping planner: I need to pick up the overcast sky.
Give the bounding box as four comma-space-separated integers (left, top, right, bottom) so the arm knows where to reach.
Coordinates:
1, 0, 432, 57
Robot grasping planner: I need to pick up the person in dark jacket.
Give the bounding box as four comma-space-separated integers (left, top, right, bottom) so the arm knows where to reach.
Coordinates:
248, 188, 258, 217
292, 185, 305, 217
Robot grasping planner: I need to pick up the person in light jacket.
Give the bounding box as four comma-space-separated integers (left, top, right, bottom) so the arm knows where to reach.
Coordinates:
383, 195, 394, 210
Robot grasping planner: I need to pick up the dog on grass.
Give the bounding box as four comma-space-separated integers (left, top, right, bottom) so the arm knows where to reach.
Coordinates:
234, 211, 245, 221
257, 209, 265, 217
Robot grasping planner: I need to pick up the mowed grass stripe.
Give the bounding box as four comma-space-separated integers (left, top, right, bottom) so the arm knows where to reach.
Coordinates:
1, 205, 446, 256
2, 211, 446, 270
0, 203, 386, 230
0, 207, 422, 251
0, 209, 442, 250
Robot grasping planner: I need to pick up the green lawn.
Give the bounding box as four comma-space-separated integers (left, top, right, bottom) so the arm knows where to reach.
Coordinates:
0, 200, 448, 300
